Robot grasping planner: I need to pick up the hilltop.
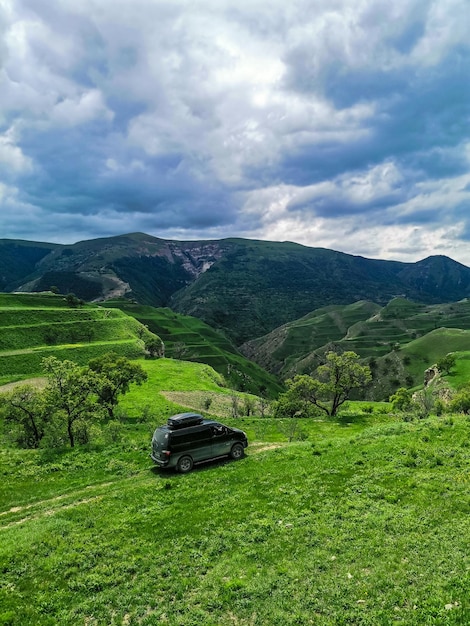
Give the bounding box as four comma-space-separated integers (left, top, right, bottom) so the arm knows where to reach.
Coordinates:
3, 233, 470, 344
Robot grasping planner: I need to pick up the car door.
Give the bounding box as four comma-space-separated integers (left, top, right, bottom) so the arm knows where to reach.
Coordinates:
186, 426, 213, 462
211, 424, 233, 457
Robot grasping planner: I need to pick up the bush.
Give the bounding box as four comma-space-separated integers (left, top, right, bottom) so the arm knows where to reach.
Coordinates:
104, 420, 124, 444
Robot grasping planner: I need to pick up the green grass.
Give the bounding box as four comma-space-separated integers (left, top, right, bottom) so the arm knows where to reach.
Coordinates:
1, 295, 470, 623
1, 410, 469, 625
1, 350, 470, 624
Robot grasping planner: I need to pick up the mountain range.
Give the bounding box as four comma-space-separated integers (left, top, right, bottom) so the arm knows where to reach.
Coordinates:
2, 232, 470, 345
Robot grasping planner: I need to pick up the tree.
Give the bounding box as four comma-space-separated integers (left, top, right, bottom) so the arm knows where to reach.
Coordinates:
65, 293, 84, 308
42, 357, 103, 447
390, 387, 413, 412
87, 352, 148, 418
0, 385, 46, 448
144, 336, 164, 358
272, 379, 320, 418
276, 351, 371, 418
436, 353, 456, 376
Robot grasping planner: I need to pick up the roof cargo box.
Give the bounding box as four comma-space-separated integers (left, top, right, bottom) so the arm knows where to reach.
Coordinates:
167, 412, 204, 429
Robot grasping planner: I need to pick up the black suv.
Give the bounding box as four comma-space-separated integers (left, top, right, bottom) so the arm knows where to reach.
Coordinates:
151, 412, 248, 473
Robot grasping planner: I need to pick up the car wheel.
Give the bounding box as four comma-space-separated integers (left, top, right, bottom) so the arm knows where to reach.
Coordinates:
230, 443, 244, 460
177, 455, 193, 473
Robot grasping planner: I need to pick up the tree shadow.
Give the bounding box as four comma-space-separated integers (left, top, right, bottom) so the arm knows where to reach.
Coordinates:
334, 413, 370, 427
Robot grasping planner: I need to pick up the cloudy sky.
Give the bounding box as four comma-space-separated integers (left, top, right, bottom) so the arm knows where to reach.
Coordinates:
1, 0, 469, 264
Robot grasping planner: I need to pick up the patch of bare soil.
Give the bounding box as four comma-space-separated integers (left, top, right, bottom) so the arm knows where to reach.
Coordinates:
249, 442, 285, 453
0, 377, 47, 393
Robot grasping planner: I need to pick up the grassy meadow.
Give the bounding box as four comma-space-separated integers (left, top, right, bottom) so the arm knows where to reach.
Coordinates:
1, 354, 470, 624
1, 293, 470, 624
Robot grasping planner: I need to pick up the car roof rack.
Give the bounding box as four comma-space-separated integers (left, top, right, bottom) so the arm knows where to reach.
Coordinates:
167, 412, 204, 429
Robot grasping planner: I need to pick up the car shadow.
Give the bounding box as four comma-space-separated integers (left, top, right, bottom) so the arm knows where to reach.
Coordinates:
150, 453, 241, 477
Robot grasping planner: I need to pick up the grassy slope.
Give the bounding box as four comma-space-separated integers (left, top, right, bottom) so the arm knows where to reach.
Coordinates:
241, 301, 382, 375
0, 293, 158, 384
105, 300, 283, 398
0, 358, 469, 624
242, 297, 470, 399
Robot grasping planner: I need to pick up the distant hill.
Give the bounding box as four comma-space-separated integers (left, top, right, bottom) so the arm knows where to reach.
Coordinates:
3, 232, 470, 344
240, 297, 470, 400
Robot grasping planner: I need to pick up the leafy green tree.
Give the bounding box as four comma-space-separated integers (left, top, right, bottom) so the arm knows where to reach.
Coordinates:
390, 387, 413, 412
436, 353, 456, 376
311, 351, 371, 416
0, 385, 46, 448
276, 351, 371, 418
87, 352, 148, 418
145, 336, 164, 358
65, 293, 84, 308
42, 357, 103, 447
272, 379, 320, 418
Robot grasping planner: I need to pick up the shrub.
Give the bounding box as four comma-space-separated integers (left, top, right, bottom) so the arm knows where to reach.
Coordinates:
104, 420, 124, 443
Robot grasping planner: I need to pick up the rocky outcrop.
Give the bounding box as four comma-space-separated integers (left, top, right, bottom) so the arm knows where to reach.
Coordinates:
424, 365, 440, 386
166, 242, 224, 279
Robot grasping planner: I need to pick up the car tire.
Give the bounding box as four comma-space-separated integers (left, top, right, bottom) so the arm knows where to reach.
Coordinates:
177, 455, 194, 473
230, 443, 244, 460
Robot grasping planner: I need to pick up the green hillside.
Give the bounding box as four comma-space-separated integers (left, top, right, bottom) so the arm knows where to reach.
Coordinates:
0, 293, 161, 384
241, 300, 382, 375
241, 297, 470, 400
0, 355, 469, 624
105, 300, 283, 398
0, 239, 58, 292
170, 243, 470, 343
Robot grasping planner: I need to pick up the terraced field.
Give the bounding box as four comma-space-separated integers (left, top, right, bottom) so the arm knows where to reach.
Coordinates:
0, 293, 157, 384
105, 300, 283, 397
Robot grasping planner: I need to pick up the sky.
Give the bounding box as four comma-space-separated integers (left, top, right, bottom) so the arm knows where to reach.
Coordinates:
1, 0, 469, 264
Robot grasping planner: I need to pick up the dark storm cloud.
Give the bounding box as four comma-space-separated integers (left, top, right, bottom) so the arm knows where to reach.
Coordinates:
1, 0, 470, 262
279, 45, 469, 185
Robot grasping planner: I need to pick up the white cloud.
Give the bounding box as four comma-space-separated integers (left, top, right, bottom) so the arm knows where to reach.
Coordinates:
51, 89, 113, 127
0, 128, 33, 174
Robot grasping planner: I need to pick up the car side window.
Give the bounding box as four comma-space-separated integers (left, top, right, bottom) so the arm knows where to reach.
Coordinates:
190, 427, 213, 442
211, 424, 226, 436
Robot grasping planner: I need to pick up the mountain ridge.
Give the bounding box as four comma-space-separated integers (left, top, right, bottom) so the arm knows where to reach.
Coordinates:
2, 232, 470, 344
